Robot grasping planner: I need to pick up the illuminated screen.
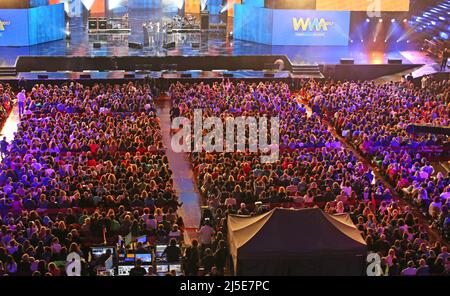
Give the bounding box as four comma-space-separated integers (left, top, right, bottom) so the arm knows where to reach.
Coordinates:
155, 244, 167, 256
156, 264, 169, 274
28, 4, 65, 45
117, 265, 134, 276
316, 0, 410, 12
137, 235, 147, 244
0, 9, 29, 46
91, 246, 115, 259
169, 264, 182, 275
135, 253, 152, 263
118, 253, 135, 263
272, 10, 350, 46
0, 3, 64, 46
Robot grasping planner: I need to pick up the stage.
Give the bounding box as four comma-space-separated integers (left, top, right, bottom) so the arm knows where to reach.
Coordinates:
0, 9, 429, 67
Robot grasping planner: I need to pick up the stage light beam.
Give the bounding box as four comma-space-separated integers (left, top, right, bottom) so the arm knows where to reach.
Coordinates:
220, 3, 229, 13
108, 0, 123, 10
201, 0, 208, 11
81, 0, 95, 10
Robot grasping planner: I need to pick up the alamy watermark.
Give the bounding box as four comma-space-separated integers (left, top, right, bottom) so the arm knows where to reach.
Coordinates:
170, 109, 280, 163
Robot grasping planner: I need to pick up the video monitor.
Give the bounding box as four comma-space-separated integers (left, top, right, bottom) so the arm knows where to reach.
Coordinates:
169, 264, 182, 275
105, 256, 113, 270
155, 244, 167, 257
91, 246, 115, 260
137, 235, 147, 244
117, 265, 134, 276
135, 253, 152, 264
156, 264, 169, 275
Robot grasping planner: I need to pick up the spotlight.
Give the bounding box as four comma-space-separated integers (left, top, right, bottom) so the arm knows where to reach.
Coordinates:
384, 40, 387, 43
366, 18, 370, 23
403, 18, 407, 23
350, 39, 353, 43
373, 39, 376, 42
361, 39, 364, 43
406, 40, 410, 43
391, 18, 395, 23
379, 19, 383, 23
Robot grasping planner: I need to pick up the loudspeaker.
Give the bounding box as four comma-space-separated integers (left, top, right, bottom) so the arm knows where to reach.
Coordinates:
37, 74, 48, 79
264, 73, 275, 78
223, 73, 233, 78
98, 20, 107, 30
93, 42, 101, 48
388, 58, 402, 64
128, 42, 143, 49
88, 19, 98, 30
124, 74, 135, 78
80, 74, 91, 79
181, 73, 192, 78
340, 58, 354, 64
162, 42, 176, 49
201, 12, 209, 30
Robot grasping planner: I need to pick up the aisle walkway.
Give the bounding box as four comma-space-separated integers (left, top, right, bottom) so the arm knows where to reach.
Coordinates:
156, 97, 202, 245
0, 105, 19, 161
0, 105, 19, 142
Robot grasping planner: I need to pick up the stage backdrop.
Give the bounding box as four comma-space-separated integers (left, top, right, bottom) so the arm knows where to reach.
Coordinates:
234, 5, 350, 46
0, 3, 64, 46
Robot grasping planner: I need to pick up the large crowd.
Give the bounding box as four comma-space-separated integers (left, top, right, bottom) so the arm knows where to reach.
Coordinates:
170, 79, 449, 276
0, 82, 184, 276
0, 77, 448, 276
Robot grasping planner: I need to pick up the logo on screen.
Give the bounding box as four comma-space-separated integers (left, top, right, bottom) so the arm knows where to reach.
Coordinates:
0, 20, 11, 31
292, 18, 332, 32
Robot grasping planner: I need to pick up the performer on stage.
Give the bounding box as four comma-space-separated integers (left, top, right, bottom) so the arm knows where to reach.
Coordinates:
440, 48, 448, 71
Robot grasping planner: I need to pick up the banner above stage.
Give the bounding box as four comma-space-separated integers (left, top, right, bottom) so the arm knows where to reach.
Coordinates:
234, 5, 351, 46
273, 10, 350, 46
0, 3, 64, 46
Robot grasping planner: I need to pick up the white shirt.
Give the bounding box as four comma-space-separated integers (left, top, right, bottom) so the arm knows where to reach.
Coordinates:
197, 225, 215, 245
17, 91, 26, 103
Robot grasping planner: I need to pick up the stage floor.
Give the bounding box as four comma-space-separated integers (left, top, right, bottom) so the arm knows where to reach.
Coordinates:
0, 9, 434, 67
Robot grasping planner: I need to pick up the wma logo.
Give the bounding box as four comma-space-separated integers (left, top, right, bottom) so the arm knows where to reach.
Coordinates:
0, 20, 11, 31
292, 18, 333, 32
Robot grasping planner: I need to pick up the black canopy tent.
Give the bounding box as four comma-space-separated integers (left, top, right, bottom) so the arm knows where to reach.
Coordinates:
227, 208, 367, 276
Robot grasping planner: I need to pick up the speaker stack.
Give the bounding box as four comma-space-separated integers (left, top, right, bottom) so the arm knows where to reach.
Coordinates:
162, 42, 176, 49
128, 42, 143, 49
